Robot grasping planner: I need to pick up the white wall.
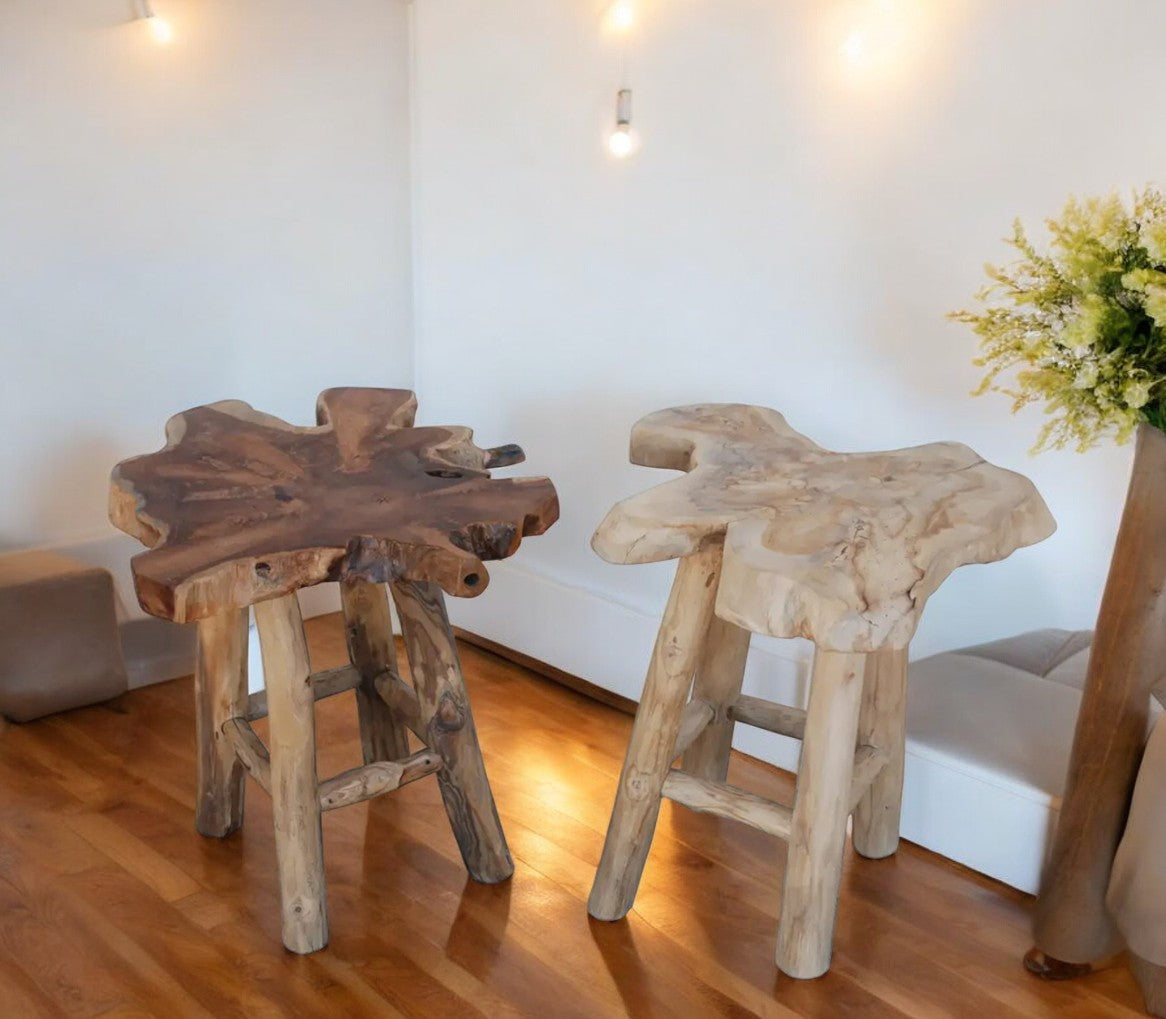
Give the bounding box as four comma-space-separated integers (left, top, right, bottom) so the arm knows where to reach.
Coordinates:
412, 0, 1158, 740
0, 0, 415, 553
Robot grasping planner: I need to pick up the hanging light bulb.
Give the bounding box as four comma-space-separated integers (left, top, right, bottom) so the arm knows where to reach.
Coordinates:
608, 126, 635, 158
147, 15, 174, 43
605, 1, 636, 33
837, 0, 926, 78
607, 88, 637, 159
135, 0, 174, 44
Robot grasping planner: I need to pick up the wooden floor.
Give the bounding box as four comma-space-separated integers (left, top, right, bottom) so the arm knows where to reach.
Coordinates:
0, 613, 1148, 1018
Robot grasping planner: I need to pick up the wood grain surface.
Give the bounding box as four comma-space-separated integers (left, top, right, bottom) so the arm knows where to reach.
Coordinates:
1034, 422, 1166, 967
593, 404, 1055, 651
110, 388, 559, 622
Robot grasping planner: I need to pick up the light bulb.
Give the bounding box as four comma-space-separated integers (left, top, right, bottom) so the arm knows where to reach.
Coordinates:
836, 0, 928, 80
608, 126, 635, 159
147, 15, 174, 43
135, 0, 174, 44
605, 1, 636, 33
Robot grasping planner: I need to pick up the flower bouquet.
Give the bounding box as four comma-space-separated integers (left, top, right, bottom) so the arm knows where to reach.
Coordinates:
953, 187, 1166, 450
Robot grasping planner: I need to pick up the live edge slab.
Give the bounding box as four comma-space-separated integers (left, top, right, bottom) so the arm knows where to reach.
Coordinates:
110, 387, 558, 624
593, 403, 1055, 653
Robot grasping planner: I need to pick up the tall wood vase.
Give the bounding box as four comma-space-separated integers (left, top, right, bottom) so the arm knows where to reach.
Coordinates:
1030, 424, 1166, 1003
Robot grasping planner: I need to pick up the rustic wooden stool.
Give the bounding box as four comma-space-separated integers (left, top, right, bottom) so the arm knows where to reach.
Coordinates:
109, 388, 558, 954
587, 404, 1055, 979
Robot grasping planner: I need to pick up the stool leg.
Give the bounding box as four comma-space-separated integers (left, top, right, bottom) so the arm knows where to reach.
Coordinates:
777, 649, 865, 979
588, 545, 722, 921
255, 594, 328, 954
341, 577, 411, 764
681, 616, 751, 783
852, 647, 908, 860
390, 578, 513, 883
194, 607, 249, 837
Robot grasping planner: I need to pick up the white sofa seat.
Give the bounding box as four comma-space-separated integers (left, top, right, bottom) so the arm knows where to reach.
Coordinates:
900, 630, 1116, 893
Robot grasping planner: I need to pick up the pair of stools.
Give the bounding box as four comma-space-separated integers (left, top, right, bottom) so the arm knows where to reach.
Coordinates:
110, 389, 1053, 977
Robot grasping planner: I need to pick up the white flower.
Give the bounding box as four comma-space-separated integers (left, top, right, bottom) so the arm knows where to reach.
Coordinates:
1073, 362, 1100, 389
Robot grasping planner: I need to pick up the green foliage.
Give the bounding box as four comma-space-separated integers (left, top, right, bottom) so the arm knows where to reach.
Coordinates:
951, 187, 1166, 452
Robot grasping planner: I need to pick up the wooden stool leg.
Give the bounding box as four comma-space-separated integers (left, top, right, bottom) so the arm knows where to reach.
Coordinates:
341, 577, 411, 764
777, 649, 865, 979
852, 647, 908, 860
681, 616, 751, 783
194, 607, 249, 837
390, 578, 513, 883
255, 594, 328, 954
588, 545, 723, 922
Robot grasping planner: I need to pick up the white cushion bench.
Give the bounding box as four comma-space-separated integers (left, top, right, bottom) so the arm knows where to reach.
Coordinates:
900, 628, 1158, 893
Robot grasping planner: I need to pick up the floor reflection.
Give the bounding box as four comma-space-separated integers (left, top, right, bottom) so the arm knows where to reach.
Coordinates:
446, 874, 513, 975
588, 913, 656, 1016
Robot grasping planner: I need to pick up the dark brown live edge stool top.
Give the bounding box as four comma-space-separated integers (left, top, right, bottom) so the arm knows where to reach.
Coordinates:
109, 387, 559, 954
110, 386, 558, 623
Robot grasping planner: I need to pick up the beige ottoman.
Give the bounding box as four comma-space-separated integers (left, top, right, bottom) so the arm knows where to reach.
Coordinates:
0, 551, 129, 722
902, 629, 1094, 892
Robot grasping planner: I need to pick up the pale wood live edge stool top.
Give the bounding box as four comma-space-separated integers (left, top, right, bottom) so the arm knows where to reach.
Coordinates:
587, 404, 1056, 980
109, 387, 558, 954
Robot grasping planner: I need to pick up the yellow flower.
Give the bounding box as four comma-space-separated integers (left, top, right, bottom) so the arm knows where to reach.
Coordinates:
1125, 378, 1152, 410
951, 185, 1166, 452
1145, 288, 1166, 329
1143, 220, 1166, 266
1060, 294, 1106, 354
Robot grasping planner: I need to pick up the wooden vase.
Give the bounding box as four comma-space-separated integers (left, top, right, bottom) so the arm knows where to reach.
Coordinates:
1031, 423, 1166, 991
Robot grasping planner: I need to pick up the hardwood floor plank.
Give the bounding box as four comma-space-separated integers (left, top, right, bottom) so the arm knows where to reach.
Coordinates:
56, 864, 330, 1018
0, 864, 133, 1015
65, 812, 203, 903
0, 952, 72, 1018
0, 822, 214, 1018
331, 810, 627, 1018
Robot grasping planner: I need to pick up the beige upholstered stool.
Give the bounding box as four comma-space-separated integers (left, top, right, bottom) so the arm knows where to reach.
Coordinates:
109, 388, 558, 953
587, 404, 1055, 979
0, 551, 128, 722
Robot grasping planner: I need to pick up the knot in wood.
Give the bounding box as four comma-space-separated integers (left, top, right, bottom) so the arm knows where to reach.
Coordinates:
623, 767, 653, 801
433, 692, 467, 733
